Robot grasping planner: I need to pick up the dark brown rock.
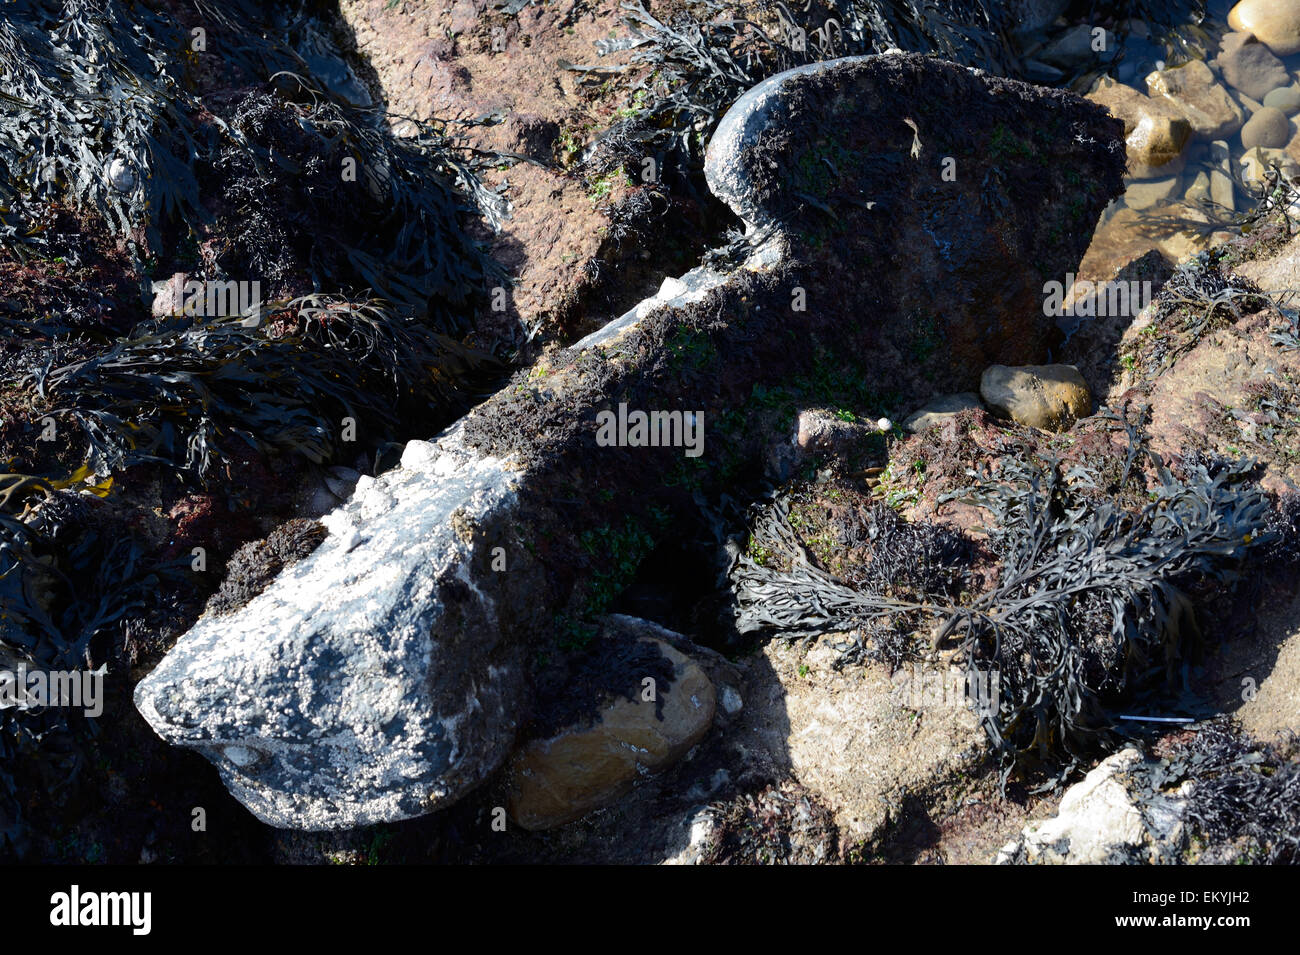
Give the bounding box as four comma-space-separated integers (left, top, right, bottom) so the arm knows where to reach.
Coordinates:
705, 54, 1126, 397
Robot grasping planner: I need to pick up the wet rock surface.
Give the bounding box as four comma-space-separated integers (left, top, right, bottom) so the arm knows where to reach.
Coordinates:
1229, 0, 1300, 57
504, 627, 715, 831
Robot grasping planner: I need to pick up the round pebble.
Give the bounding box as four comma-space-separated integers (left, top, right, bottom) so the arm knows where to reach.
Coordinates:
1263, 86, 1300, 115
105, 157, 136, 193
1241, 106, 1291, 150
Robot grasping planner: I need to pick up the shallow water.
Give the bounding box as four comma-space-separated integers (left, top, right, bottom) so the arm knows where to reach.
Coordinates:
1060, 0, 1300, 298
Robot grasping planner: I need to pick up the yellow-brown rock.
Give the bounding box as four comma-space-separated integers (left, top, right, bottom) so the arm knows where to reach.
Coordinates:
1088, 77, 1192, 178
980, 364, 1092, 432
505, 637, 716, 830
1229, 0, 1300, 57
1146, 60, 1245, 141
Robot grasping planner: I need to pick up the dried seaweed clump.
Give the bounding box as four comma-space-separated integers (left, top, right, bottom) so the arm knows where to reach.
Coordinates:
835, 502, 970, 601
29, 295, 498, 485
1121, 249, 1270, 378
730, 429, 1275, 781
941, 449, 1272, 779
0, 491, 170, 853
1171, 720, 1300, 865
699, 779, 840, 865
206, 518, 328, 616
791, 493, 973, 669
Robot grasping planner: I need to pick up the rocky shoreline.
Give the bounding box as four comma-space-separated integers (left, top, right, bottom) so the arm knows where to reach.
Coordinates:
2, 0, 1299, 866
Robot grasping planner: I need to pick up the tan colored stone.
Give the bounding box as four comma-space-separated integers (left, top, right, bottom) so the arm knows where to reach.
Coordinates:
1211, 168, 1237, 210
504, 636, 715, 830
743, 639, 985, 846
1209, 138, 1234, 175
980, 364, 1092, 431
1229, 0, 1300, 57
1263, 85, 1300, 114
1228, 87, 1265, 115
1127, 112, 1193, 178
1146, 59, 1245, 141
1087, 75, 1155, 134
1216, 31, 1291, 101
1241, 105, 1291, 149
1088, 76, 1192, 178
1186, 166, 1237, 213
1185, 170, 1211, 204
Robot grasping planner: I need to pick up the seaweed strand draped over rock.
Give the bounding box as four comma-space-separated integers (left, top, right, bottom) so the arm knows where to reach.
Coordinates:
133, 54, 1126, 830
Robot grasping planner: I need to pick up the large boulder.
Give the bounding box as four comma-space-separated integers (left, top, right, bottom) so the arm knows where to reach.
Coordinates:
706, 54, 1124, 396
134, 428, 547, 829
135, 54, 1125, 830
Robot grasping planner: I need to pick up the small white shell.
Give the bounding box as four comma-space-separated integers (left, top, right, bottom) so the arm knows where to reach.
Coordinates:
106, 157, 136, 193
876, 417, 893, 433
